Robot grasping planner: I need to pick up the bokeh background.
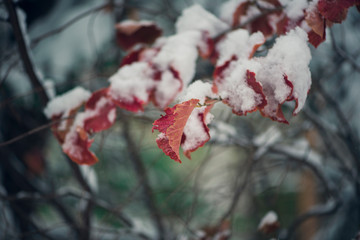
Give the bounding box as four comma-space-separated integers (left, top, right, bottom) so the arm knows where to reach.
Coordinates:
1, 0, 360, 239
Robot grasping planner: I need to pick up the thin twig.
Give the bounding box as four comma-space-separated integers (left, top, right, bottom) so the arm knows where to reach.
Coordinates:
0, 116, 74, 147
330, 28, 360, 72
122, 117, 166, 240
31, 2, 122, 47
4, 0, 49, 105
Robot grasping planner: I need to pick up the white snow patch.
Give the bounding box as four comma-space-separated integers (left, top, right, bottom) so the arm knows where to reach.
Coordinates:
280, 0, 309, 20
43, 79, 56, 99
179, 80, 217, 105
181, 106, 212, 153
220, 0, 248, 25
216, 29, 265, 66
153, 31, 202, 86
43, 87, 91, 119
176, 4, 230, 37
209, 121, 237, 142
107, 108, 116, 123
109, 62, 155, 103
80, 165, 98, 192
258, 211, 278, 230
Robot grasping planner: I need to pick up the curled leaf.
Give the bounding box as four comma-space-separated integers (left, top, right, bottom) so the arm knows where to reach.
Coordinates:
84, 88, 117, 133
152, 99, 200, 163
63, 126, 98, 165
115, 20, 162, 50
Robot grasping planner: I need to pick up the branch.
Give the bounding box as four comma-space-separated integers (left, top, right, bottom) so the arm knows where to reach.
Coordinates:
316, 83, 360, 175
0, 116, 74, 147
268, 146, 342, 240
330, 28, 360, 72
269, 146, 336, 199
219, 156, 255, 223
4, 0, 49, 105
122, 117, 166, 240
278, 199, 341, 240
0, 150, 81, 237
31, 2, 122, 47
0, 189, 135, 231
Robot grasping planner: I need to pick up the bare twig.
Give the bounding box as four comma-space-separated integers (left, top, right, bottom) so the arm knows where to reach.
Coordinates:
31, 2, 123, 47
4, 0, 49, 105
330, 28, 360, 72
0, 116, 74, 147
122, 117, 166, 240
219, 156, 256, 223
278, 200, 341, 240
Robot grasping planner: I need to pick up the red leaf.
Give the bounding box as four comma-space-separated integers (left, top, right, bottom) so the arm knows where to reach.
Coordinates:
259, 75, 293, 124
63, 127, 98, 165
120, 47, 145, 67
318, 0, 359, 23
307, 30, 326, 48
198, 31, 215, 59
232, 1, 251, 27
83, 88, 117, 133
250, 15, 274, 37
213, 55, 238, 93
115, 20, 162, 50
153, 99, 200, 163
111, 96, 145, 112
222, 70, 267, 116
246, 70, 267, 109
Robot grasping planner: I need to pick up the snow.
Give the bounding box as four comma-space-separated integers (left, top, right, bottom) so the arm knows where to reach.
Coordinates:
209, 121, 237, 142
220, 0, 248, 25
273, 138, 323, 165
153, 31, 202, 86
254, 126, 282, 147
116, 20, 156, 34
181, 106, 212, 153
262, 27, 311, 114
179, 80, 217, 105
43, 79, 56, 99
61, 112, 86, 160
218, 59, 263, 114
176, 4, 230, 37
216, 29, 265, 66
279, 0, 309, 20
80, 165, 98, 192
215, 27, 311, 119
16, 8, 30, 48
109, 62, 155, 103
258, 211, 278, 229
107, 108, 116, 123
253, 126, 282, 158
154, 70, 182, 109
43, 87, 91, 118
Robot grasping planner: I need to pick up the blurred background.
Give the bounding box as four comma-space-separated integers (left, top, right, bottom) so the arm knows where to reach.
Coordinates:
0, 0, 360, 239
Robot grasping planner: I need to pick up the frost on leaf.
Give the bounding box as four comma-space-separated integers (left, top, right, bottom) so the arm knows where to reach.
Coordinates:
115, 20, 162, 50
83, 88, 117, 133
